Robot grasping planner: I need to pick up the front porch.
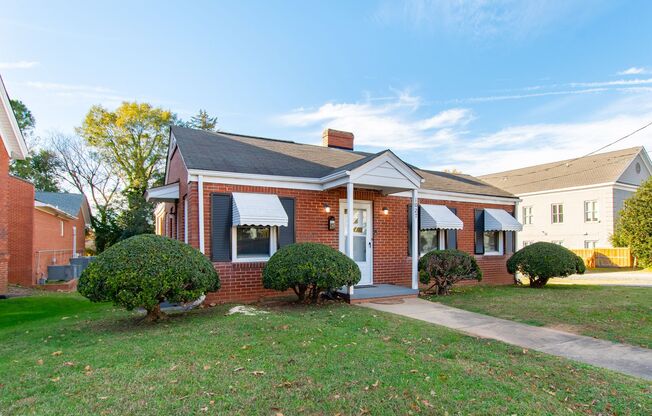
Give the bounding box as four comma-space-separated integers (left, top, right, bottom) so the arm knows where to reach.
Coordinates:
337, 284, 419, 304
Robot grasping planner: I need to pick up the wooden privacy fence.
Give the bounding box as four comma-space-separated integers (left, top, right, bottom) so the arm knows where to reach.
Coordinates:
571, 248, 634, 268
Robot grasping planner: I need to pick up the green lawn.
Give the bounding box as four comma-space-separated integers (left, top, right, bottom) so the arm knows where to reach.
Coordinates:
0, 294, 650, 415
427, 285, 652, 348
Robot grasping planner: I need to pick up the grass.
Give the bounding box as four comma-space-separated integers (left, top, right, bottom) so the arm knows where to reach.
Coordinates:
0, 294, 650, 415
426, 284, 652, 348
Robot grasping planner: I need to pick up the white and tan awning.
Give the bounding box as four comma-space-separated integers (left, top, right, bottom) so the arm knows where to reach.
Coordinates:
145, 182, 179, 203
419, 205, 463, 230
232, 193, 288, 227
484, 208, 522, 232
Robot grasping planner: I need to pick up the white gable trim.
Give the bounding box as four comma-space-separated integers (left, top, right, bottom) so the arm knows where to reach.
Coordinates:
348, 151, 422, 188
0, 76, 27, 159
614, 147, 652, 183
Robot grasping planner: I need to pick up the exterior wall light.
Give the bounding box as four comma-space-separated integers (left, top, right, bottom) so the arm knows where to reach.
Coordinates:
382, 207, 389, 215
324, 203, 331, 213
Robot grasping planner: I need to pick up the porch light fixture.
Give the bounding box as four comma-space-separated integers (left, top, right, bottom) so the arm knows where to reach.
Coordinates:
382, 207, 389, 215
323, 203, 331, 213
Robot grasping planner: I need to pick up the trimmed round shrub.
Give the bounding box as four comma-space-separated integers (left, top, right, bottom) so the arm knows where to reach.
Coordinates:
78, 234, 220, 321
262, 243, 361, 303
507, 242, 586, 288
419, 249, 482, 295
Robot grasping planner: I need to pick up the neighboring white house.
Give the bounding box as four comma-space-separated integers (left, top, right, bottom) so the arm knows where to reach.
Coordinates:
480, 147, 652, 249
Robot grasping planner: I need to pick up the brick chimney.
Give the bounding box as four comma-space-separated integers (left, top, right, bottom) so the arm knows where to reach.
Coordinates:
322, 129, 354, 150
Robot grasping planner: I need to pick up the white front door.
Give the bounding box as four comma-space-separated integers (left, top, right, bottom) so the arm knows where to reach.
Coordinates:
339, 200, 373, 286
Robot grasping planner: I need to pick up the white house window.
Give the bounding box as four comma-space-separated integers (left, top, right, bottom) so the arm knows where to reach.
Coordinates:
584, 240, 598, 249
232, 225, 277, 261
419, 229, 439, 256
60, 220, 64, 237
584, 200, 599, 222
483, 231, 503, 255
551, 204, 564, 224
522, 206, 533, 225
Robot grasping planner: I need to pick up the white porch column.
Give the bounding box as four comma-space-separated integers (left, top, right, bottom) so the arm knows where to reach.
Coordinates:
184, 197, 189, 244
198, 175, 205, 254
72, 226, 77, 258
346, 181, 354, 295
411, 189, 419, 290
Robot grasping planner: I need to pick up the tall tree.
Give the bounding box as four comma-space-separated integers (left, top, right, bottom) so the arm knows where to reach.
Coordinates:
188, 109, 218, 131
77, 102, 172, 193
9, 99, 61, 191
612, 177, 652, 267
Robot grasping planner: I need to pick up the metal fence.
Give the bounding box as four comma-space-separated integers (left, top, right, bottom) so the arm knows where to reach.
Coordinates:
570, 248, 634, 268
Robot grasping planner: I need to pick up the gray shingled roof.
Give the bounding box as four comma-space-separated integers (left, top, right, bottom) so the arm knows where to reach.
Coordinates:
172, 126, 515, 198
480, 147, 643, 195
34, 192, 84, 217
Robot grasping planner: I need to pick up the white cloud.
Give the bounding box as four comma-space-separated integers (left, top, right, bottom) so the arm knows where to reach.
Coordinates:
277, 92, 472, 150
618, 67, 648, 75
26, 81, 115, 93
0, 60, 39, 69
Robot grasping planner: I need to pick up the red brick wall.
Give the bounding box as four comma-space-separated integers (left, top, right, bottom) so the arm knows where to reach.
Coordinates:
179, 181, 516, 303
33, 209, 86, 280
0, 144, 8, 293
8, 176, 34, 286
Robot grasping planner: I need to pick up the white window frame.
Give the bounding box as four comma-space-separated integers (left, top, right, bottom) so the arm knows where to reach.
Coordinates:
522, 206, 533, 225
418, 229, 447, 257
551, 203, 564, 224
584, 200, 599, 223
231, 225, 278, 263
584, 240, 598, 249
60, 220, 64, 237
483, 231, 504, 256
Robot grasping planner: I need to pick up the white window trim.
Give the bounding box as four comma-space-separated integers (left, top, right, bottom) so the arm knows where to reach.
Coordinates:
551, 203, 564, 224
483, 231, 504, 256
60, 220, 64, 237
418, 229, 447, 257
522, 206, 533, 225
231, 226, 278, 263
584, 200, 599, 223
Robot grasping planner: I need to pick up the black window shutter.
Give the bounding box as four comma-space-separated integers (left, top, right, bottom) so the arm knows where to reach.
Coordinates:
210, 194, 232, 261
407, 204, 412, 256
446, 207, 458, 249
474, 209, 485, 255
278, 197, 295, 248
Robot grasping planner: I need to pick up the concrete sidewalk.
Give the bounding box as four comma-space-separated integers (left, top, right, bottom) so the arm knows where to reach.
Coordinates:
361, 298, 652, 380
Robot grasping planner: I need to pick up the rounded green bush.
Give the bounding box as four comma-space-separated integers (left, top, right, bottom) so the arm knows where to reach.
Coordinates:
419, 249, 482, 295
262, 243, 361, 303
507, 242, 586, 288
78, 234, 220, 320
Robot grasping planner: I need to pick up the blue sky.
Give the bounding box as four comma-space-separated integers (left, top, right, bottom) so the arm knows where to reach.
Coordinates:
2, 0, 652, 175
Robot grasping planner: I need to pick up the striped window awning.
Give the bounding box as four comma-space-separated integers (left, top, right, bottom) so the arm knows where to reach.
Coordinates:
484, 208, 522, 231
419, 205, 463, 230
232, 193, 288, 227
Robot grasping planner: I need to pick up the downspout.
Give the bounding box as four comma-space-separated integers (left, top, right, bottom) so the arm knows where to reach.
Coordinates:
198, 175, 205, 254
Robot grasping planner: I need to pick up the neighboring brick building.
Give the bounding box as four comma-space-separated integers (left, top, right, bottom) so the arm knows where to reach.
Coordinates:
31, 192, 90, 284
148, 126, 522, 303
0, 75, 29, 295
7, 176, 35, 287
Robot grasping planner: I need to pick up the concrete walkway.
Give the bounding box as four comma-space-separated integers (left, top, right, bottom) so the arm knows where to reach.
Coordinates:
361, 298, 652, 380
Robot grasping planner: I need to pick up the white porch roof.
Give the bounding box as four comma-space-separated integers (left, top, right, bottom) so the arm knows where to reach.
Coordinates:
232, 192, 288, 227
420, 205, 463, 230
484, 208, 522, 232
145, 182, 180, 203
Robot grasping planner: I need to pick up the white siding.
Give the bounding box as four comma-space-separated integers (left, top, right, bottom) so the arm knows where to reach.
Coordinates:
354, 161, 415, 189
618, 154, 650, 185
517, 186, 616, 248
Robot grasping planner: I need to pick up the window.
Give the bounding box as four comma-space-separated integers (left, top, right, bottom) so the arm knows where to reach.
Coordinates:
232, 225, 276, 261
584, 240, 598, 249
584, 200, 599, 222
551, 240, 564, 246
483, 231, 503, 255
60, 220, 64, 237
522, 241, 534, 248
522, 206, 533, 225
419, 229, 439, 256
551, 203, 564, 224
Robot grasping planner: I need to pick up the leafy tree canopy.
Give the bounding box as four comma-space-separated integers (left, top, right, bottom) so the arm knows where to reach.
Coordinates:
77, 101, 172, 193
10, 149, 61, 191
9, 99, 35, 134
613, 177, 652, 267
188, 109, 218, 131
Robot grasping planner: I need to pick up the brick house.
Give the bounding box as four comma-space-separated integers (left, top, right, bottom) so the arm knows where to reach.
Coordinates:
0, 75, 29, 295
29, 192, 91, 284
147, 126, 522, 303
